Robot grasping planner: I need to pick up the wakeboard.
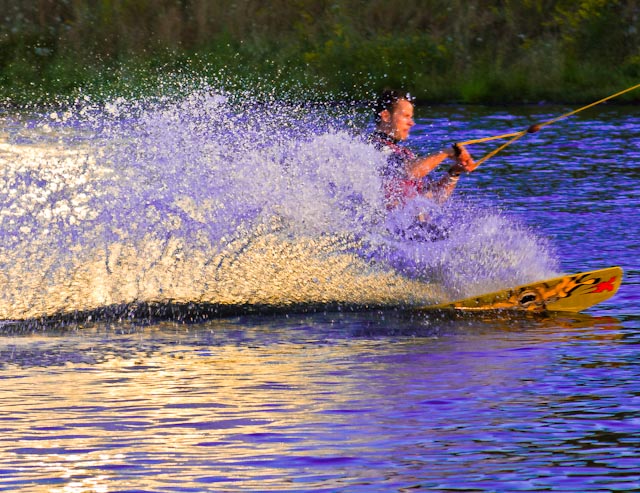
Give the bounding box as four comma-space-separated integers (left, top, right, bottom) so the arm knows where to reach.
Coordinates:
421, 266, 623, 313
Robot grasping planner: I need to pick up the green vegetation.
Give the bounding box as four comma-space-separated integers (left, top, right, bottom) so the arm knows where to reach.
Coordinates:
1, 0, 639, 107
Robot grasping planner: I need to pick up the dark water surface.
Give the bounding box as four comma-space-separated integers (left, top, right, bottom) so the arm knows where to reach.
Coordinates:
1, 100, 639, 491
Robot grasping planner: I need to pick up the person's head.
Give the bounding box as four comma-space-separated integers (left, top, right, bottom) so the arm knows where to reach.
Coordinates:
374, 89, 415, 141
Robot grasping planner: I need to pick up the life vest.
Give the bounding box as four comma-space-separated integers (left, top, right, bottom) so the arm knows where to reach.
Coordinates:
370, 131, 425, 209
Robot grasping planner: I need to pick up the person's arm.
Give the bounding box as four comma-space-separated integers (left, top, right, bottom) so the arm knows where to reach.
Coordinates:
424, 145, 476, 203
406, 148, 456, 179
425, 169, 463, 204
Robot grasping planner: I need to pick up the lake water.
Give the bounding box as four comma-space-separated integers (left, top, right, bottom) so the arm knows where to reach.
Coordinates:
0, 92, 639, 492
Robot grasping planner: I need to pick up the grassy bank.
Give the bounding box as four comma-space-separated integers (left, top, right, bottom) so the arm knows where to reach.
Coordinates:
1, 0, 639, 107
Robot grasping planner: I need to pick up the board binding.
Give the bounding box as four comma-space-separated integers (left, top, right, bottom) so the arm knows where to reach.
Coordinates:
421, 266, 623, 313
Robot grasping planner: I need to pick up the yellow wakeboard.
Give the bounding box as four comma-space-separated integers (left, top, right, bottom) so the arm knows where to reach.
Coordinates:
422, 266, 623, 313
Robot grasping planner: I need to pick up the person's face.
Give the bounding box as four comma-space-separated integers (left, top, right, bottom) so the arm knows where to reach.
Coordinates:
381, 99, 415, 141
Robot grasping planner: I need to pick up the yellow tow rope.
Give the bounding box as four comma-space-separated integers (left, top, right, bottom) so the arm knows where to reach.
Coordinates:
457, 82, 640, 169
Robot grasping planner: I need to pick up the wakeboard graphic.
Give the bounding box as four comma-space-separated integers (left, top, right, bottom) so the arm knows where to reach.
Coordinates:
421, 266, 623, 313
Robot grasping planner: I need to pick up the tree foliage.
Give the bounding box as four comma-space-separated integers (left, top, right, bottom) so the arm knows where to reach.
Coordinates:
1, 0, 638, 104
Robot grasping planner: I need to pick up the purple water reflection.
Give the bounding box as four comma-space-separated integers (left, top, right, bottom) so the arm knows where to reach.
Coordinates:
0, 96, 638, 491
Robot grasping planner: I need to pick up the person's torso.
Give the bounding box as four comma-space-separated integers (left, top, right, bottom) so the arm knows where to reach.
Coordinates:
370, 131, 425, 208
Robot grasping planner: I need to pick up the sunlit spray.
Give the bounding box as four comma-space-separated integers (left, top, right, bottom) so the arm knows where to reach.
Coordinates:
0, 86, 559, 320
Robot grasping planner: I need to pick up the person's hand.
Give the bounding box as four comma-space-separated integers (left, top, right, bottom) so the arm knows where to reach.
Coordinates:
448, 144, 475, 175
456, 145, 475, 169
